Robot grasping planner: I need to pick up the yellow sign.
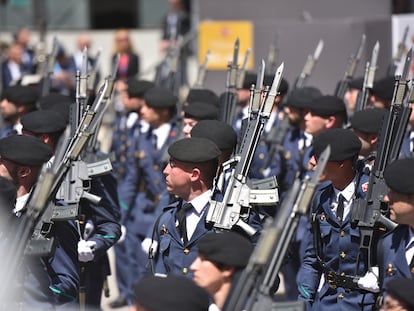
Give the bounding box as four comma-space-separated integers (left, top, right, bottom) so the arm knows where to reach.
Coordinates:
198, 21, 254, 70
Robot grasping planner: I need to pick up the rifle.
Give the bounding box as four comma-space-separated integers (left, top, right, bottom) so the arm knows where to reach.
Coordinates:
223, 146, 330, 311
41, 37, 59, 96
34, 17, 47, 76
351, 49, 413, 271
236, 48, 252, 89
294, 39, 324, 89
219, 38, 240, 125
207, 62, 284, 236
334, 34, 366, 100
266, 34, 279, 75
354, 41, 380, 112
262, 112, 290, 170
193, 49, 211, 88
387, 25, 409, 77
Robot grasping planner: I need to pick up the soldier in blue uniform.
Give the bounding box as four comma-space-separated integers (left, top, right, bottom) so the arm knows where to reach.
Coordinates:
119, 85, 179, 306
109, 79, 155, 308
297, 129, 377, 310
0, 134, 79, 309
381, 278, 414, 310
370, 76, 395, 110
21, 110, 122, 310
148, 137, 221, 278
379, 158, 414, 297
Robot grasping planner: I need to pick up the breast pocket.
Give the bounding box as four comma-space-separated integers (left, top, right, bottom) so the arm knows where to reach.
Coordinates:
319, 221, 332, 247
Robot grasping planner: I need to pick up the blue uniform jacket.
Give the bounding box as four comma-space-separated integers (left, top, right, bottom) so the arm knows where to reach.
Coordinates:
379, 225, 413, 294
297, 177, 376, 311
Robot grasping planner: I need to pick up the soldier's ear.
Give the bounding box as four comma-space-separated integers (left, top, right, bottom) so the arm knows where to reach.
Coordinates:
17, 166, 31, 178
190, 167, 201, 182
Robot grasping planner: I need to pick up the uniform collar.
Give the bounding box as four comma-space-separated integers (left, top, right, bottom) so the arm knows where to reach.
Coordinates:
188, 190, 212, 215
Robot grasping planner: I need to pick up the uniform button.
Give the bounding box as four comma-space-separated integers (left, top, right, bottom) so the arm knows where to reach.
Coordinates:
340, 272, 345, 276
340, 251, 346, 259
340, 231, 345, 237
338, 293, 344, 299
183, 248, 190, 255
154, 164, 159, 170
182, 268, 188, 275
259, 153, 265, 160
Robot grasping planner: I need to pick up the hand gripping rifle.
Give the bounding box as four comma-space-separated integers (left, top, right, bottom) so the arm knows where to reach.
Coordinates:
355, 41, 380, 112
207, 62, 284, 236
294, 39, 324, 89
334, 34, 366, 100
351, 49, 413, 271
387, 25, 409, 77
219, 38, 240, 125
223, 146, 330, 311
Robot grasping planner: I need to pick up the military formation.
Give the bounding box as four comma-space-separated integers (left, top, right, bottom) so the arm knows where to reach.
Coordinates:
1, 8, 414, 311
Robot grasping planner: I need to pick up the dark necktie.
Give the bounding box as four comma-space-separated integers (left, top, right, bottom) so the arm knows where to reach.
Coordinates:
336, 194, 345, 223
176, 202, 193, 244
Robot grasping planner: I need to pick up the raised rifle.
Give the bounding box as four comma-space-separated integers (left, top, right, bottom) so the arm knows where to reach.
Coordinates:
294, 39, 323, 89
223, 146, 330, 311
334, 34, 366, 100
351, 49, 413, 271
207, 62, 284, 236
387, 25, 409, 77
355, 41, 380, 112
193, 49, 211, 88
236, 47, 252, 89
266, 34, 279, 75
34, 17, 47, 76
41, 37, 59, 96
219, 38, 240, 125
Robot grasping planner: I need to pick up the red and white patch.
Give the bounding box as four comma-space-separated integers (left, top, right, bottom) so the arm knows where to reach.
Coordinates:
361, 182, 369, 192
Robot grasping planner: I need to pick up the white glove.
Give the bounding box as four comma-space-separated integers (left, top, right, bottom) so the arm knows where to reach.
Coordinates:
83, 220, 95, 240
78, 240, 97, 262
142, 238, 158, 255
357, 266, 380, 293
117, 225, 127, 244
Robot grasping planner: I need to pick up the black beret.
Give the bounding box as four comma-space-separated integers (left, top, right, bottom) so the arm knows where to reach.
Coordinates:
372, 76, 395, 101
348, 77, 364, 90
38, 93, 72, 123
186, 88, 220, 108
134, 275, 210, 311
385, 277, 414, 309
144, 86, 177, 109
191, 119, 237, 150
310, 95, 347, 118
21, 110, 67, 134
312, 128, 361, 161
127, 79, 155, 98
350, 108, 387, 134
285, 87, 322, 109
198, 231, 253, 268
278, 78, 289, 95
183, 102, 219, 120
168, 137, 220, 163
2, 85, 38, 106
0, 176, 17, 208
384, 158, 414, 194
0, 135, 52, 166
242, 71, 257, 89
